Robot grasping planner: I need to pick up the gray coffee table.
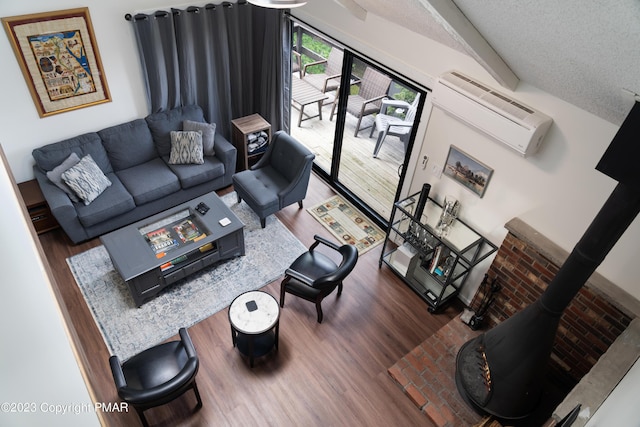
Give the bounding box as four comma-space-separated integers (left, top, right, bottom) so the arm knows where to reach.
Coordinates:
100, 192, 245, 307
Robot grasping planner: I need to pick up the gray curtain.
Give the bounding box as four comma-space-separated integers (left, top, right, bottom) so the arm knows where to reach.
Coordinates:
131, 2, 291, 138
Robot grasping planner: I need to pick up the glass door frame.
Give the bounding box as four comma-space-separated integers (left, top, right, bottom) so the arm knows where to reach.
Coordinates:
289, 18, 428, 231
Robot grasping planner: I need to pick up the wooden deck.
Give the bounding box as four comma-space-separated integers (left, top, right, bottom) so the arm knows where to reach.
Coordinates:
290, 101, 405, 220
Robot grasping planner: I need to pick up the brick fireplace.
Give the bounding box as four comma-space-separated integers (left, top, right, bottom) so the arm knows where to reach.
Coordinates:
389, 217, 639, 426
472, 218, 634, 383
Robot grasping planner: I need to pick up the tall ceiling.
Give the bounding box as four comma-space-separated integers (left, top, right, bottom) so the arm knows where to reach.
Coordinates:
344, 0, 640, 125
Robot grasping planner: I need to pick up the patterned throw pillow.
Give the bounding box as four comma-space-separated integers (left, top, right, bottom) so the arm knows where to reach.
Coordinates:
61, 154, 112, 205
183, 120, 216, 156
46, 152, 82, 202
169, 130, 204, 165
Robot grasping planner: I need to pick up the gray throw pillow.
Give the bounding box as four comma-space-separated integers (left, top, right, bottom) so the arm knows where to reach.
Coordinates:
169, 131, 204, 164
46, 152, 81, 202
183, 120, 216, 156
61, 154, 112, 205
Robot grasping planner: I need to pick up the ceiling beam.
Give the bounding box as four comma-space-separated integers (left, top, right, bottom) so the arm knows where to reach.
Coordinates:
333, 0, 367, 21
418, 0, 519, 90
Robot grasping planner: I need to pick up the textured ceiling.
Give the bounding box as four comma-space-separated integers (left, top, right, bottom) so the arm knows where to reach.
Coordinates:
351, 0, 640, 125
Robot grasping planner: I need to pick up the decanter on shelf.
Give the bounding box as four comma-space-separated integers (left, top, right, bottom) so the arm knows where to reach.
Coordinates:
435, 195, 460, 237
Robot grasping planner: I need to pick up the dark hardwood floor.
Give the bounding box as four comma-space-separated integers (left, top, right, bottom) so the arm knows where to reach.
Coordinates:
39, 173, 463, 426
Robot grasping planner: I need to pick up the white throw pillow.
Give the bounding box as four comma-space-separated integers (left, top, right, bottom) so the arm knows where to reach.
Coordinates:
61, 154, 112, 205
169, 130, 204, 164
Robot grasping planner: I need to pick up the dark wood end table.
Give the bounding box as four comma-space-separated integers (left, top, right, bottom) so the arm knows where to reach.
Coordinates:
229, 290, 280, 367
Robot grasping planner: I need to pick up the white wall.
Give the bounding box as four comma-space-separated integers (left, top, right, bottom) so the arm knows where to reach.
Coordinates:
293, 3, 639, 303
0, 0, 155, 182
0, 145, 99, 426
0, 1, 177, 423
0, 0, 638, 302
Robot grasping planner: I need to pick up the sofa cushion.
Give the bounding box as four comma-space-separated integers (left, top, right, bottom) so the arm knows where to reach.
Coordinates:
62, 155, 112, 205
232, 167, 284, 211
169, 131, 204, 164
116, 158, 181, 205
32, 132, 113, 174
183, 120, 216, 156
46, 152, 81, 202
146, 105, 205, 157
75, 173, 136, 228
99, 119, 158, 170
164, 155, 225, 189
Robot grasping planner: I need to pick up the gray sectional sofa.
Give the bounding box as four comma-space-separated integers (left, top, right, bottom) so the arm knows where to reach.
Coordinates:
32, 105, 236, 244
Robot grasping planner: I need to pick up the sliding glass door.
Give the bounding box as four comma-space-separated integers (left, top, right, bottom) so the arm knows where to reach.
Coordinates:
290, 25, 337, 177
290, 22, 425, 226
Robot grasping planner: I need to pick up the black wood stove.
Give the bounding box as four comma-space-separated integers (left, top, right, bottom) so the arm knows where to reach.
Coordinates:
455, 102, 640, 419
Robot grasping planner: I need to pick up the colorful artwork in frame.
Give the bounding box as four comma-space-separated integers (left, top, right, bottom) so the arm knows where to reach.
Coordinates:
443, 145, 494, 198
2, 8, 111, 117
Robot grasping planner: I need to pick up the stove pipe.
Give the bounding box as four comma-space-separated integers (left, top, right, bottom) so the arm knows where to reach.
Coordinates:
455, 101, 640, 420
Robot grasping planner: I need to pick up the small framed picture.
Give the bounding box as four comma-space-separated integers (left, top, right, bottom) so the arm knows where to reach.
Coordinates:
2, 8, 111, 117
443, 145, 493, 198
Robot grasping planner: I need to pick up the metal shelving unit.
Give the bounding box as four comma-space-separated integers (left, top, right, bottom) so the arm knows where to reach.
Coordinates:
379, 191, 498, 312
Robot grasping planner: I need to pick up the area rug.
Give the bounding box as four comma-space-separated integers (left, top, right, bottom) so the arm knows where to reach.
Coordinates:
67, 192, 306, 361
307, 195, 385, 255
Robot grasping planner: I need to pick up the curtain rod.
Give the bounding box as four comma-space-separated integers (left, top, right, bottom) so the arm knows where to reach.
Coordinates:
125, 1, 245, 21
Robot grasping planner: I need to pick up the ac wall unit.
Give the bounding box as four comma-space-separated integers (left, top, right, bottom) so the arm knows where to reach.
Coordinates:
432, 71, 553, 157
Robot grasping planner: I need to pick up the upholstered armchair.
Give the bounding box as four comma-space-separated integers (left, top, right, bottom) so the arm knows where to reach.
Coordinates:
233, 131, 315, 228
280, 235, 358, 323
109, 328, 202, 426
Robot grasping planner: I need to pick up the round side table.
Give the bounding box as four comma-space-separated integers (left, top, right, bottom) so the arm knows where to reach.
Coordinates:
228, 290, 280, 367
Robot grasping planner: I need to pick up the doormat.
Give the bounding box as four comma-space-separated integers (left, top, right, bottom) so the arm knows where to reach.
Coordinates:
307, 195, 385, 255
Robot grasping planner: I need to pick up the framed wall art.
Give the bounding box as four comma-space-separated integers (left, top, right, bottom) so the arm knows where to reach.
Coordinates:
443, 145, 493, 198
2, 8, 111, 118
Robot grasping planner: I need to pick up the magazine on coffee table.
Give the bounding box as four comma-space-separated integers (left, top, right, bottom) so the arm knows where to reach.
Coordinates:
143, 227, 179, 255
173, 218, 206, 243
139, 209, 208, 257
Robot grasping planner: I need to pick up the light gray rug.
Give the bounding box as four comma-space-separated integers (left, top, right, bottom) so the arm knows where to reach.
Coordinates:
67, 192, 306, 360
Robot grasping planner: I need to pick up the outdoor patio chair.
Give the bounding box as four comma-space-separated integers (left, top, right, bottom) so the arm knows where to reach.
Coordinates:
369, 94, 420, 158
330, 67, 392, 137
292, 50, 302, 78
302, 48, 344, 94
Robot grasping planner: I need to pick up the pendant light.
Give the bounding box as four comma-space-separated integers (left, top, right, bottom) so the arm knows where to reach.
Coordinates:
247, 0, 307, 8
